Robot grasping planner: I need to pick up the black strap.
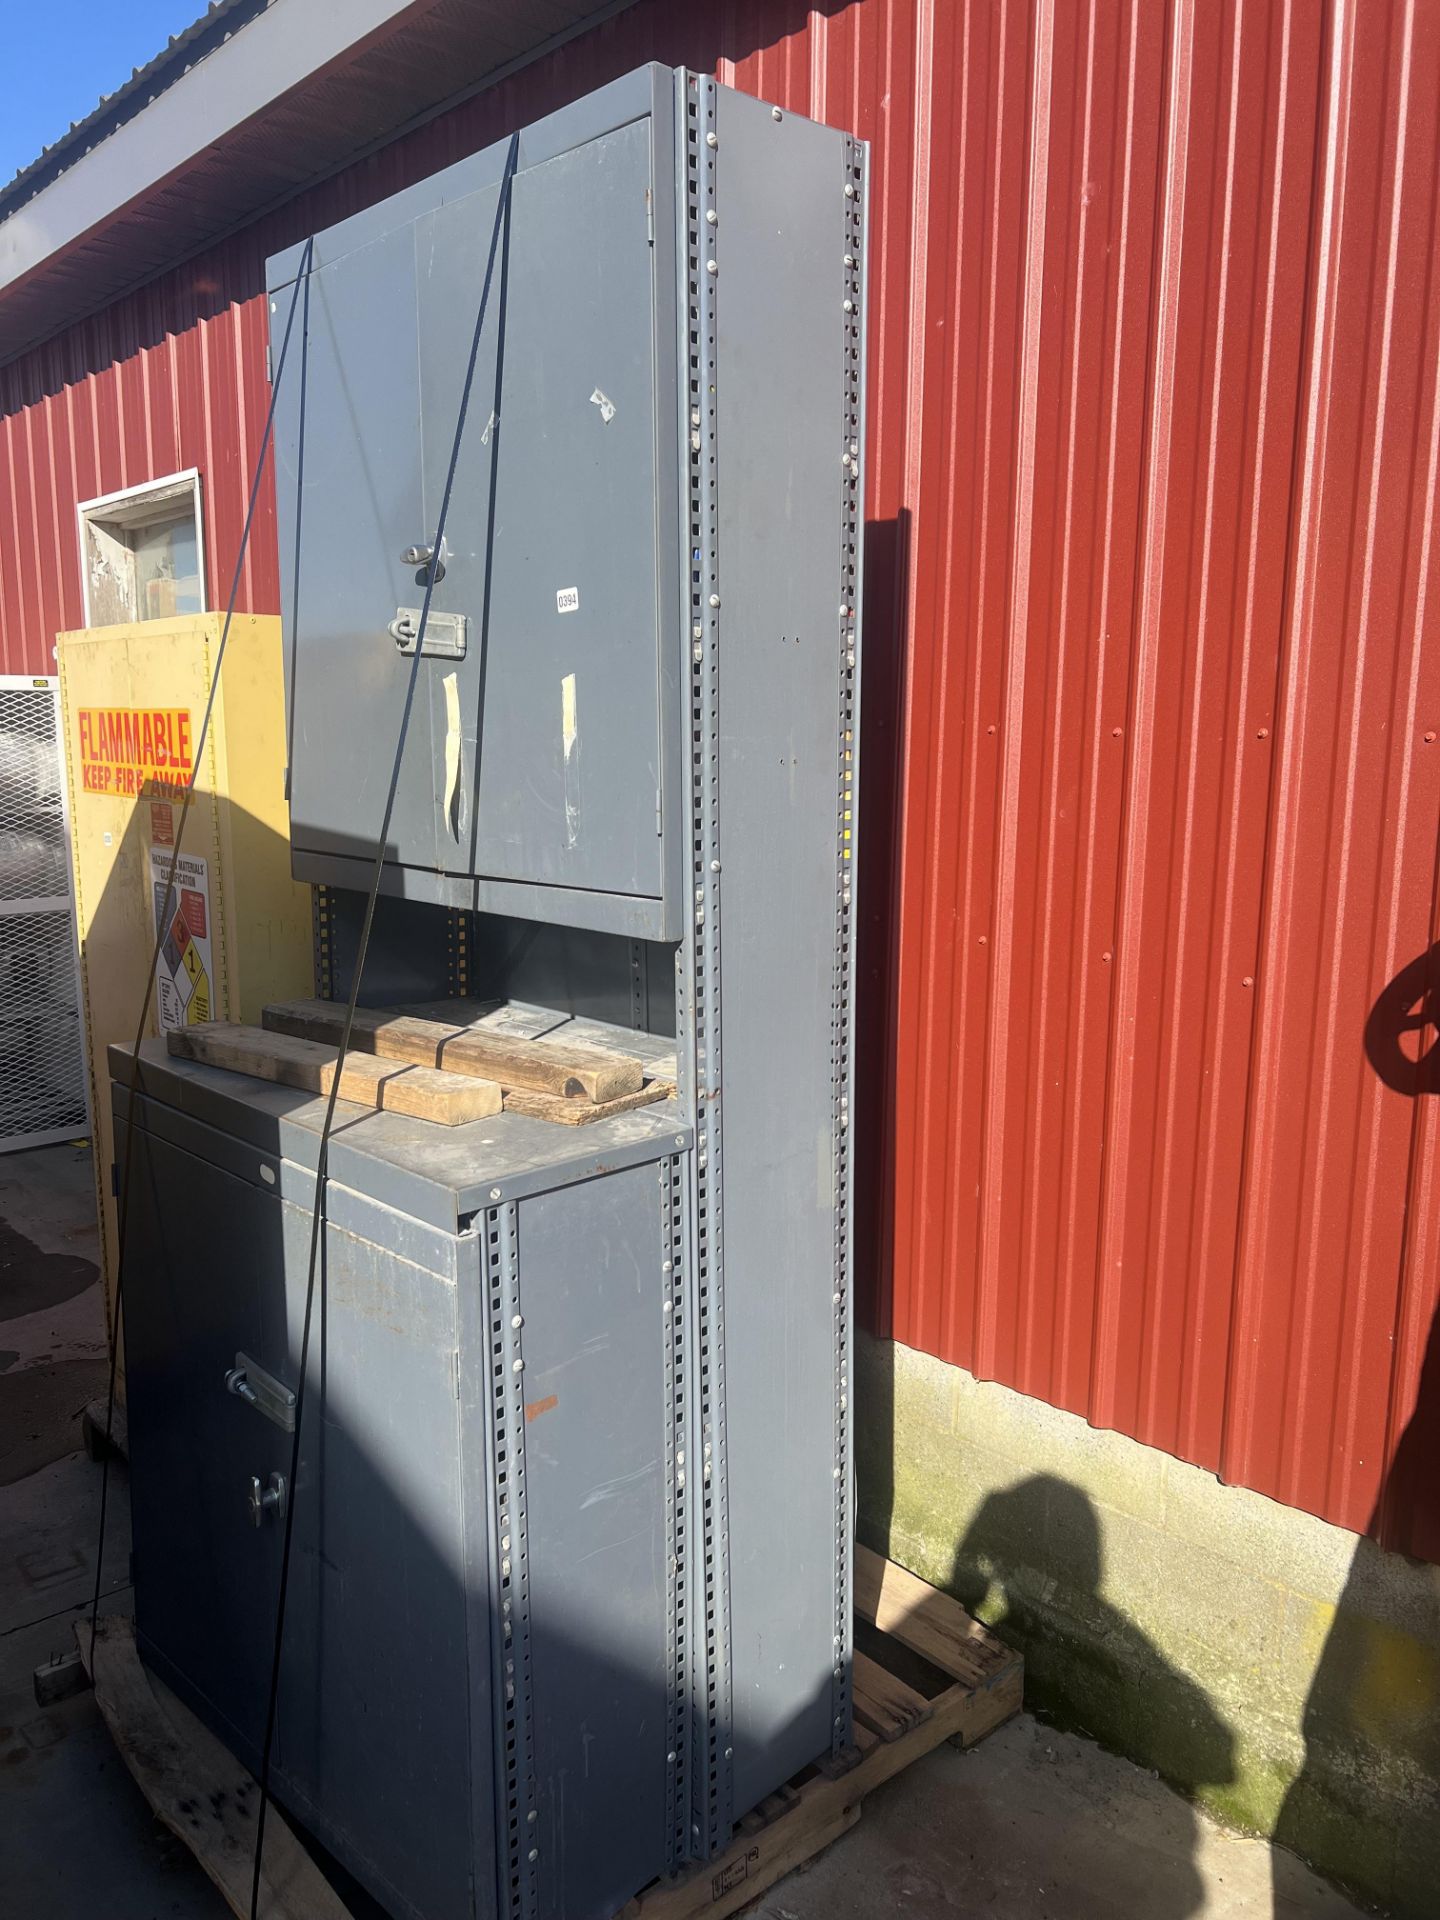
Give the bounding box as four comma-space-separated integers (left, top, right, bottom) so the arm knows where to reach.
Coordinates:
247, 129, 520, 1920
87, 235, 315, 1668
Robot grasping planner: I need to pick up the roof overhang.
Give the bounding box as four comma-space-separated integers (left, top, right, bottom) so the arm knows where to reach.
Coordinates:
0, 0, 631, 366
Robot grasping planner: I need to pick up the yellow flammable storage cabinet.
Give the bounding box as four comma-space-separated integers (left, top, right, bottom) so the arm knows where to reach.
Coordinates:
58, 613, 313, 1326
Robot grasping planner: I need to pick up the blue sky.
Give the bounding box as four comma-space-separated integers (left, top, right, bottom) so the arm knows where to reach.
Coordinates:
1, 1, 205, 187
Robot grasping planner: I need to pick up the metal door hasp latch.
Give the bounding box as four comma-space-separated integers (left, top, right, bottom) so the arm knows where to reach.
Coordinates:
225, 1353, 297, 1432
388, 607, 468, 658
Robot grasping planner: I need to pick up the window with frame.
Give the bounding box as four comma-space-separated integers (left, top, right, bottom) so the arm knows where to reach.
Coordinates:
77, 471, 207, 627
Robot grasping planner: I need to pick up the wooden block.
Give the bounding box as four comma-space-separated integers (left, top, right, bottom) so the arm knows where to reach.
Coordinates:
167, 1024, 502, 1125
77, 1615, 353, 1920
82, 1395, 128, 1463
33, 1648, 90, 1707
945, 1656, 1026, 1749
262, 999, 642, 1103
502, 1082, 676, 1126
736, 1783, 802, 1835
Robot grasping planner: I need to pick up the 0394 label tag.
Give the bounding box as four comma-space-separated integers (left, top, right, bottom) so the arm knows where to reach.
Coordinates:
555, 586, 580, 614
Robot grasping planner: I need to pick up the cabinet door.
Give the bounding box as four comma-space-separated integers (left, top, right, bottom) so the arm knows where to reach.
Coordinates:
285, 221, 439, 874
417, 117, 666, 902
125, 1121, 478, 1918
123, 1131, 294, 1759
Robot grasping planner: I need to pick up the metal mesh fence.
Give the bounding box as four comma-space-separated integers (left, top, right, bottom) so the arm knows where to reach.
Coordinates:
0, 681, 86, 1150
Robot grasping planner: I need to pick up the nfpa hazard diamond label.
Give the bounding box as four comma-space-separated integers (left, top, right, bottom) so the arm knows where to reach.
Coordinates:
150, 846, 214, 1033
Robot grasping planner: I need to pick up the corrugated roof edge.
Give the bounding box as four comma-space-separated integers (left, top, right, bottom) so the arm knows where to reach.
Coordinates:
0, 0, 269, 221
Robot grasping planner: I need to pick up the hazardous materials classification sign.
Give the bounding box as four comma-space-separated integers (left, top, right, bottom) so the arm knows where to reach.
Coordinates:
150, 846, 214, 1032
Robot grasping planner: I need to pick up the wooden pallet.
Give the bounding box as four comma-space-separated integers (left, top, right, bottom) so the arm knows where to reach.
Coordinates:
620, 1545, 1023, 1918
77, 1549, 1021, 1920
75, 1615, 350, 1920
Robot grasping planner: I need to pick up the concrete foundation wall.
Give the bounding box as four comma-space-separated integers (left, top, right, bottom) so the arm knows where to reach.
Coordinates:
856, 1335, 1440, 1918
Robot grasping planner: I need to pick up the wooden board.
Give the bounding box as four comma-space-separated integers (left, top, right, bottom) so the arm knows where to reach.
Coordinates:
621, 1551, 1022, 1920
853, 1543, 1001, 1685
167, 1024, 502, 1125
76, 1615, 352, 1920
263, 999, 642, 1103
851, 1648, 931, 1742
402, 1000, 681, 1084
502, 1082, 677, 1126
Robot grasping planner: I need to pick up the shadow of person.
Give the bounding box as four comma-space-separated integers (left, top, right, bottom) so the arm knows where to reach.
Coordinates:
1269, 951, 1440, 1913
949, 1476, 1238, 1920
1270, 944, 1440, 1913
1271, 1308, 1440, 1914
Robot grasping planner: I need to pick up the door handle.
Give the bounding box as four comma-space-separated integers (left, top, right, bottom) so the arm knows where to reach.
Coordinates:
401, 537, 447, 583
246, 1472, 287, 1529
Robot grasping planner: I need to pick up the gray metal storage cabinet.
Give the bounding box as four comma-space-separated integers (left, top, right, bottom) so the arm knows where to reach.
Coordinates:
117, 1053, 690, 1919
120, 62, 865, 1920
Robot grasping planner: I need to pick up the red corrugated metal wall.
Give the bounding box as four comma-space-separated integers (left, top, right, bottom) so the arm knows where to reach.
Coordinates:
1, 0, 1437, 1558
875, 0, 1440, 1562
